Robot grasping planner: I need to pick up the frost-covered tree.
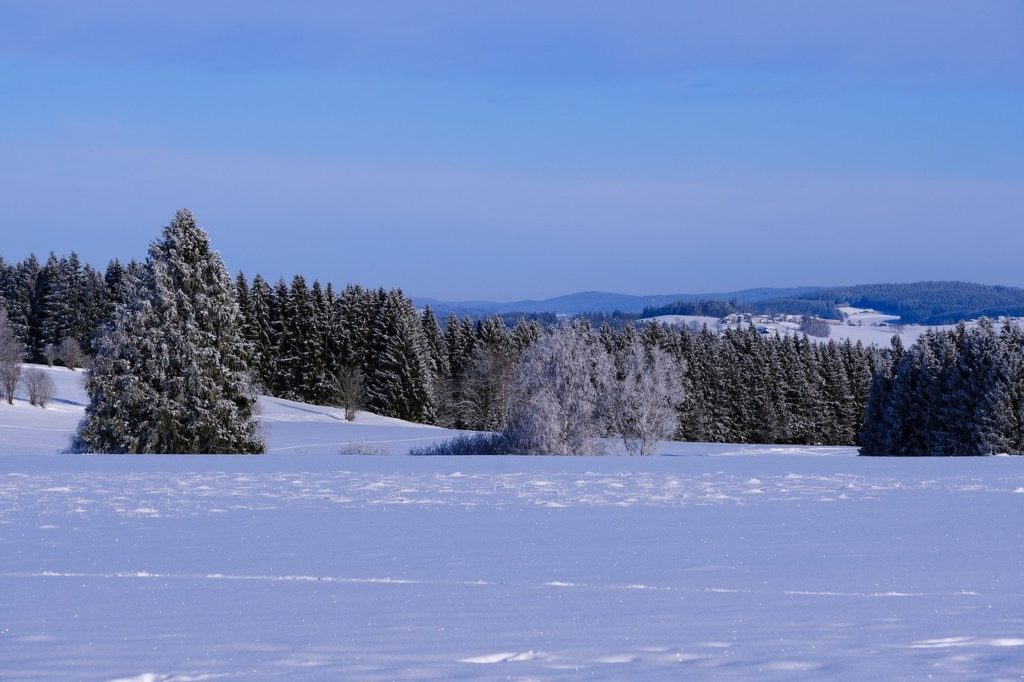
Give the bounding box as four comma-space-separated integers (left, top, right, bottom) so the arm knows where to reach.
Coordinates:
71, 209, 264, 454
245, 274, 276, 391
43, 342, 58, 367
611, 341, 684, 455
0, 307, 26, 404
58, 337, 84, 371
335, 364, 364, 421
363, 290, 435, 423
506, 323, 614, 455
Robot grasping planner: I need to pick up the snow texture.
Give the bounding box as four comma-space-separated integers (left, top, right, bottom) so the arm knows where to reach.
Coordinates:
3, 365, 1024, 679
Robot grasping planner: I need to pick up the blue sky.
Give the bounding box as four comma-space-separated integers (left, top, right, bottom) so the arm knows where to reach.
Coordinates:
1, 2, 1022, 300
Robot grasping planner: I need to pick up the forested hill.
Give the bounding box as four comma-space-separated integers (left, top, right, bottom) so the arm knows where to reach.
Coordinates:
768, 282, 1024, 325
415, 287, 821, 316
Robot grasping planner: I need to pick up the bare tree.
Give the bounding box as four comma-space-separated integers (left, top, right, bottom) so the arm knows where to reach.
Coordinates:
23, 368, 55, 407
457, 345, 515, 431
506, 323, 614, 455
335, 365, 364, 421
43, 343, 58, 367
58, 337, 84, 371
0, 309, 26, 405
610, 342, 685, 455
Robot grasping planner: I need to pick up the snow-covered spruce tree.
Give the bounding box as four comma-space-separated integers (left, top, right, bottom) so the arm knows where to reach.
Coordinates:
858, 321, 1019, 456
363, 289, 435, 423
506, 322, 614, 455
71, 209, 264, 454
858, 336, 902, 454
242, 274, 276, 392
610, 340, 684, 455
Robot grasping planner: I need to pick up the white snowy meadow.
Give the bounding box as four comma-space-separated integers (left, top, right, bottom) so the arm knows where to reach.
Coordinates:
2, 365, 1024, 679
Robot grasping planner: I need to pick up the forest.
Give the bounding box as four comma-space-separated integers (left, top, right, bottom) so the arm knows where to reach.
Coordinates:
2, 222, 1021, 455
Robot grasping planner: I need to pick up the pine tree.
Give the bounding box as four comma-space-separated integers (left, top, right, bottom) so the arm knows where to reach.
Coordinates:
268, 278, 291, 395
363, 290, 435, 422
245, 274, 276, 391
958, 319, 1013, 454
71, 209, 264, 454
309, 280, 335, 403
420, 306, 450, 380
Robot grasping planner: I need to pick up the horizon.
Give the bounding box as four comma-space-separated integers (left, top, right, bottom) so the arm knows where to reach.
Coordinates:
2, 3, 1022, 298
8, 232, 1024, 304
4, 239, 1024, 304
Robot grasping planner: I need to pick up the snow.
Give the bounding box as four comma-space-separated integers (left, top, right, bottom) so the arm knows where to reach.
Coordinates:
3, 366, 1024, 679
649, 309, 1018, 348
838, 306, 901, 325
0, 364, 454, 456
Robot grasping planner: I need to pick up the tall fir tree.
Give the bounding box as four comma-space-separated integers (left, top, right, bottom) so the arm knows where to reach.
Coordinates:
363, 290, 435, 423
71, 209, 264, 454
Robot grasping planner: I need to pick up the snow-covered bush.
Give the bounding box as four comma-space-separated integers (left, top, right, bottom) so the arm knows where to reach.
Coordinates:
337, 441, 389, 456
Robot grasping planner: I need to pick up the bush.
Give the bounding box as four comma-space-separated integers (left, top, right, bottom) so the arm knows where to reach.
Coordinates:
23, 368, 55, 407
337, 440, 389, 456
410, 432, 513, 456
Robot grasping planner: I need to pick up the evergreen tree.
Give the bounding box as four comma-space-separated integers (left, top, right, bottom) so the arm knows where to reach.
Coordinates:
309, 280, 336, 403
421, 306, 450, 380
363, 290, 435, 422
71, 209, 264, 454
245, 274, 276, 391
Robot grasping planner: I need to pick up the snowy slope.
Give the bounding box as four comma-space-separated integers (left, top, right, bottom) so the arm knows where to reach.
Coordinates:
4, 365, 1024, 679
0, 364, 456, 455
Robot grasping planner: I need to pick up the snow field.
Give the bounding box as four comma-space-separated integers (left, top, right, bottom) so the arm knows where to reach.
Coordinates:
2, 365, 1024, 679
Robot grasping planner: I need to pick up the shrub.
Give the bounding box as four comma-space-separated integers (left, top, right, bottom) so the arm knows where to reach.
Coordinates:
23, 368, 55, 407
337, 441, 389, 456
409, 432, 513, 456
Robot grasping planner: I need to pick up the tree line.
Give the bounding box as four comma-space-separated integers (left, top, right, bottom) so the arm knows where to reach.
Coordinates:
18, 211, 1024, 456
860, 321, 1024, 455
781, 281, 1024, 325
1, 225, 891, 452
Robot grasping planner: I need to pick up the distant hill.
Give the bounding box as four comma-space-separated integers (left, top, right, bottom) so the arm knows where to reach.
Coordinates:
414, 287, 820, 317
771, 282, 1024, 325
418, 282, 1024, 325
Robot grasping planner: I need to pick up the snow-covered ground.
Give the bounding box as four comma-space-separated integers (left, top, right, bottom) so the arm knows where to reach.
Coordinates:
647, 308, 999, 348
2, 365, 1024, 679
0, 365, 457, 456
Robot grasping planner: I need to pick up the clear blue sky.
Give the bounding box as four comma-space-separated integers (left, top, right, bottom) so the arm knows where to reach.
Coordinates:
1, 2, 1022, 300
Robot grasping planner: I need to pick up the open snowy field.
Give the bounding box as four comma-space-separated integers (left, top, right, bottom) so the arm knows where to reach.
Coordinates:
3, 366, 1024, 679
